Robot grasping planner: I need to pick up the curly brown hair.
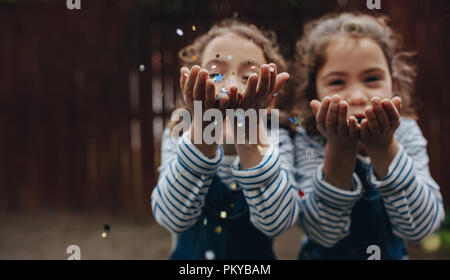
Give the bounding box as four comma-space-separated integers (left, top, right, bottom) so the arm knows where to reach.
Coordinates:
292, 12, 418, 136
169, 18, 294, 132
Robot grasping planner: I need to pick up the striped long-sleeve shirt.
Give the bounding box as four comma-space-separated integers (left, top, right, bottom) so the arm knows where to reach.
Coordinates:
246, 117, 444, 247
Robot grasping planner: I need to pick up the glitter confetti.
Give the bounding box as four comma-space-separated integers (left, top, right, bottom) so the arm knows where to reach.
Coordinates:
203, 218, 208, 226
102, 224, 110, 238
139, 64, 145, 72
273, 93, 278, 97
191, 56, 196, 61
220, 88, 228, 95
230, 183, 237, 190
220, 211, 227, 219
184, 73, 189, 77
227, 55, 232, 61
176, 28, 184, 36
215, 226, 222, 234
211, 65, 216, 69
299, 189, 305, 198
205, 250, 215, 260
270, 67, 275, 72
257, 145, 263, 153
289, 117, 295, 123
192, 25, 196, 31
214, 74, 224, 83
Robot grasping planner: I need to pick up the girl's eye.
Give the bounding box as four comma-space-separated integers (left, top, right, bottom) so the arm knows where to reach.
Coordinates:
209, 73, 219, 78
329, 79, 345, 86
365, 76, 381, 83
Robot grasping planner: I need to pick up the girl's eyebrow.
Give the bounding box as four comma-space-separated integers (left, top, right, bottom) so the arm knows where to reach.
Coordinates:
204, 59, 225, 67
361, 67, 386, 75
322, 71, 348, 79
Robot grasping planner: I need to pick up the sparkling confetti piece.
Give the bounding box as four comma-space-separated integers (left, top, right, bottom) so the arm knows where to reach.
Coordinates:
176, 28, 184, 36
299, 190, 305, 198
237, 122, 243, 128
184, 73, 189, 77
289, 117, 295, 123
211, 65, 216, 69
227, 55, 232, 61
139, 64, 145, 72
192, 25, 196, 31
230, 183, 237, 190
220, 88, 228, 95
273, 93, 278, 97
220, 211, 227, 219
191, 56, 196, 61
214, 74, 224, 83
101, 224, 110, 238
203, 218, 208, 226
257, 145, 263, 153
270, 67, 275, 72
215, 226, 222, 234
214, 120, 218, 126
205, 250, 215, 260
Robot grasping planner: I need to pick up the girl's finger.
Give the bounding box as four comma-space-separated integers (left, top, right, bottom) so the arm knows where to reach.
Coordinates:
184, 65, 200, 100
228, 86, 238, 109
337, 101, 348, 137
316, 97, 331, 132
204, 79, 216, 109
325, 95, 341, 134
219, 94, 230, 111
271, 72, 290, 95
392, 96, 402, 112
360, 119, 371, 140
348, 116, 359, 139
268, 63, 277, 94
255, 64, 271, 104
193, 69, 208, 101
371, 97, 390, 132
365, 106, 381, 135
310, 100, 321, 116
382, 99, 401, 128
242, 73, 258, 109
180, 67, 190, 92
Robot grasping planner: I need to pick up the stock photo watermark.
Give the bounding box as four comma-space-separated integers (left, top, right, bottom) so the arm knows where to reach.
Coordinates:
169, 101, 280, 151
366, 0, 381, 10
367, 245, 381, 260
66, 0, 81, 10
66, 245, 81, 260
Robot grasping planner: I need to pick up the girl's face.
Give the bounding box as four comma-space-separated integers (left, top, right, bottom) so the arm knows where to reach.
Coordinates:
201, 32, 267, 96
316, 36, 394, 119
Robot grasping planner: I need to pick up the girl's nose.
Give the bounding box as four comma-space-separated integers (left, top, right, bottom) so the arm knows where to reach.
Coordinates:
225, 76, 239, 87
346, 90, 369, 106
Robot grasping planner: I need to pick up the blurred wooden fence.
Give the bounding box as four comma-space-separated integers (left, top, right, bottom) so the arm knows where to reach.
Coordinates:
0, 0, 449, 219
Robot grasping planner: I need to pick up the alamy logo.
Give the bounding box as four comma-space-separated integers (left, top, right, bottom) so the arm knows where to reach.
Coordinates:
366, 0, 381, 10
66, 0, 81, 10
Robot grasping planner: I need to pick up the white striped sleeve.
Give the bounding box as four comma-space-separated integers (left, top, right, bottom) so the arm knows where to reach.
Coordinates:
151, 129, 223, 234
231, 128, 299, 237
367, 119, 445, 243
294, 129, 364, 247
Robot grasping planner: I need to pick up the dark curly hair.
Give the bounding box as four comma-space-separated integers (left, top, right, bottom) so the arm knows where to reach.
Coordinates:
292, 12, 418, 136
